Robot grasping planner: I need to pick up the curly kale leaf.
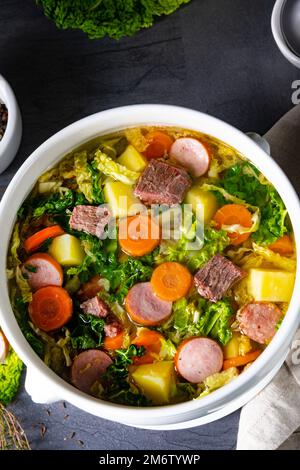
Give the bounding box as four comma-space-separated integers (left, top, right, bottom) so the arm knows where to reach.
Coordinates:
217, 162, 288, 244
36, 0, 191, 40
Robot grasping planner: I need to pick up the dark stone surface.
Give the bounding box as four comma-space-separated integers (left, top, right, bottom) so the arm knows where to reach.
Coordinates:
0, 0, 299, 450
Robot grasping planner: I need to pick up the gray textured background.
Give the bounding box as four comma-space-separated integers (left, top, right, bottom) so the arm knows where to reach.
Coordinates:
0, 0, 299, 450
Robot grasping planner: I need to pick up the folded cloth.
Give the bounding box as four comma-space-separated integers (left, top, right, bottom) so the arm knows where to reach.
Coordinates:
237, 105, 300, 450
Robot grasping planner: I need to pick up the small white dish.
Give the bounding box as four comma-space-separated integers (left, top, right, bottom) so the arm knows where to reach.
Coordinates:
0, 74, 22, 174
272, 0, 300, 69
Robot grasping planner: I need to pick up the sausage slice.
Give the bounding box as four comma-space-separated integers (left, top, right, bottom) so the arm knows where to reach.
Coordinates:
170, 138, 210, 177
125, 282, 172, 326
71, 350, 113, 395
175, 337, 223, 383
238, 302, 282, 344
22, 253, 63, 291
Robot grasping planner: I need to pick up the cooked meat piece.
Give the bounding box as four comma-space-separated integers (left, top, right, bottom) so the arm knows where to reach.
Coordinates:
69, 205, 111, 238
175, 337, 223, 383
238, 302, 282, 344
125, 282, 172, 326
22, 253, 63, 291
134, 159, 191, 205
80, 296, 110, 318
71, 350, 112, 395
194, 253, 245, 302
170, 137, 210, 177
104, 321, 122, 338
77, 275, 103, 301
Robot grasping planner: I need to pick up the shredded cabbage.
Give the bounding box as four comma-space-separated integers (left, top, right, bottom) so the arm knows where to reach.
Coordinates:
15, 267, 32, 304
201, 183, 258, 211
208, 146, 240, 178
93, 150, 140, 185
252, 243, 296, 272
9, 223, 21, 267
197, 367, 239, 398
74, 151, 94, 203
125, 128, 148, 152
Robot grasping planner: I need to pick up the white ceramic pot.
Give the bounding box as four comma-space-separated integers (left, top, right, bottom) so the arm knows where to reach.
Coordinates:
0, 74, 22, 174
0, 105, 299, 429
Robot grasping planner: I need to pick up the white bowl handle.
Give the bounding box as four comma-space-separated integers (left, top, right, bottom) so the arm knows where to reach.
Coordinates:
246, 132, 271, 155
25, 367, 61, 404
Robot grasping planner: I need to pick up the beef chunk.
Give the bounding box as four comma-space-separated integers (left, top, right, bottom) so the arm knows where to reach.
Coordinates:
77, 275, 103, 301
134, 159, 191, 205
104, 321, 122, 338
70, 205, 111, 238
80, 296, 110, 318
194, 254, 245, 302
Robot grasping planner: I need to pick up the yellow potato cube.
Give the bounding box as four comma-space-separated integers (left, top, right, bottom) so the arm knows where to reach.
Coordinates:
104, 181, 143, 217
185, 186, 218, 224
247, 268, 295, 303
49, 234, 85, 266
117, 145, 147, 172
223, 333, 240, 359
131, 361, 176, 405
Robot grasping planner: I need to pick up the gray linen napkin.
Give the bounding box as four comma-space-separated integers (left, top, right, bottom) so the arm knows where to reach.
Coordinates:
237, 105, 300, 450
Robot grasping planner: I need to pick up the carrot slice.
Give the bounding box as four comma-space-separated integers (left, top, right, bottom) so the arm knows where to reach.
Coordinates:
132, 329, 163, 365
104, 330, 124, 350
28, 286, 73, 332
223, 350, 261, 370
144, 131, 174, 159
151, 262, 192, 301
213, 204, 252, 245
118, 215, 160, 257
269, 235, 294, 255
24, 225, 64, 253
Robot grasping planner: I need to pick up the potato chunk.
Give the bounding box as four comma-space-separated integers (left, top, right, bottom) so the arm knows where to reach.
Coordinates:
247, 268, 295, 302
185, 186, 218, 223
117, 145, 147, 172
130, 361, 176, 405
104, 181, 143, 217
49, 234, 85, 266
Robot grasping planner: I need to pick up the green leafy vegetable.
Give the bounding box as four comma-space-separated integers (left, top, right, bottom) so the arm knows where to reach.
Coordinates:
67, 233, 155, 302
71, 313, 105, 350
253, 188, 288, 244
197, 299, 233, 345
93, 150, 140, 184
36, 0, 191, 40
11, 297, 45, 357
157, 225, 229, 272
74, 151, 94, 203
211, 162, 288, 244
197, 367, 239, 398
88, 161, 105, 204
103, 345, 148, 406
32, 188, 89, 218
0, 349, 23, 406
24, 264, 37, 273
163, 297, 233, 346
32, 189, 74, 218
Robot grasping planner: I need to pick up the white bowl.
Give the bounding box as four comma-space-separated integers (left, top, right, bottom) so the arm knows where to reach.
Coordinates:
272, 0, 300, 69
0, 105, 299, 430
0, 75, 22, 174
